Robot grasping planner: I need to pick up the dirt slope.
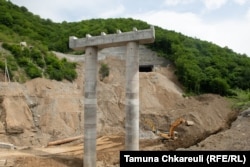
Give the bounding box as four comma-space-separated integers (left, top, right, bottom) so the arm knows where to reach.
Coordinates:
186, 113, 250, 150
0, 56, 247, 167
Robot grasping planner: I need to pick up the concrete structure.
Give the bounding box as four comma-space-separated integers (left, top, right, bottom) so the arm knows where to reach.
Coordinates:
53, 45, 169, 68
0, 142, 15, 150
19, 41, 27, 47
69, 27, 155, 50
69, 26, 155, 167
125, 41, 140, 150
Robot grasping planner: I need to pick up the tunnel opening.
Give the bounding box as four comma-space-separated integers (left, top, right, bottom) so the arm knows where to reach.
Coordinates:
139, 65, 154, 72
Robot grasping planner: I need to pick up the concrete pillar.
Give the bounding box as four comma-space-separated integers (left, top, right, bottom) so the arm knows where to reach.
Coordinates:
69, 27, 154, 166
84, 46, 98, 167
125, 41, 140, 150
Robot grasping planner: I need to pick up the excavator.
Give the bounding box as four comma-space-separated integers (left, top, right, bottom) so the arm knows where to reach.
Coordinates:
143, 117, 186, 140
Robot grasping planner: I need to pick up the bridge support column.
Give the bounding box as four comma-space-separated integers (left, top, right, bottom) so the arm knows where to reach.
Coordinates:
84, 46, 98, 167
125, 41, 140, 150
69, 26, 155, 167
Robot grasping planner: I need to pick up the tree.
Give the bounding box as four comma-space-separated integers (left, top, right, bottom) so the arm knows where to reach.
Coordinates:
1, 0, 250, 94
210, 77, 230, 96
0, 12, 13, 26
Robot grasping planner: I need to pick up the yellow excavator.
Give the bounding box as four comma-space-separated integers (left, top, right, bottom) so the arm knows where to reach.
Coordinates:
144, 117, 186, 140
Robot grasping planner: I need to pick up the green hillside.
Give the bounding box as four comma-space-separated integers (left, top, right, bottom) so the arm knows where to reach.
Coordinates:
1, 0, 250, 99
0, 0, 77, 82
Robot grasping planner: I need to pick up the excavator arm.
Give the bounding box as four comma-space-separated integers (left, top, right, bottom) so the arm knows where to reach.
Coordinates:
143, 117, 186, 140
169, 117, 186, 139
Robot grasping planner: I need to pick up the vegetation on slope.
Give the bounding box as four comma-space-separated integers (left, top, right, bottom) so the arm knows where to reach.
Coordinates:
0, 0, 77, 82
150, 27, 250, 96
1, 43, 77, 81
0, 0, 250, 100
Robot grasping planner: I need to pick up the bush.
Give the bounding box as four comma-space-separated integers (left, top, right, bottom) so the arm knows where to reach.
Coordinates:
44, 53, 58, 64
0, 60, 4, 70
17, 57, 30, 67
2, 43, 77, 81
36, 58, 45, 68
2, 42, 11, 50
63, 68, 77, 81
25, 64, 42, 78
46, 65, 63, 81
99, 63, 110, 81
30, 48, 42, 59
6, 56, 18, 71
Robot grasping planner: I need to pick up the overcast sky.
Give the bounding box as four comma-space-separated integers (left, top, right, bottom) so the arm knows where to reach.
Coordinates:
10, 0, 250, 56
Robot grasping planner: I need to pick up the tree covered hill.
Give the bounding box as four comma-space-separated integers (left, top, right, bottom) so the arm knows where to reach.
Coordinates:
0, 0, 250, 96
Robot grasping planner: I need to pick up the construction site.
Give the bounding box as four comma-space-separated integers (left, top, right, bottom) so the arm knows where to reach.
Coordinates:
0, 43, 250, 166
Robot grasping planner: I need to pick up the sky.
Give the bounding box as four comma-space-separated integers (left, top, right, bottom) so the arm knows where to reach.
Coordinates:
10, 0, 250, 56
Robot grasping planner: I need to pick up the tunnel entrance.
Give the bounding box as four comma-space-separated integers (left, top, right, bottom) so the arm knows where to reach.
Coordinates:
139, 65, 154, 72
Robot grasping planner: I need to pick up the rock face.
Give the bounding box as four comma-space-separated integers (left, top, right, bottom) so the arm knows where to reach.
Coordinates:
0, 83, 36, 135
0, 56, 237, 149
3, 97, 35, 134
0, 80, 83, 146
239, 108, 250, 117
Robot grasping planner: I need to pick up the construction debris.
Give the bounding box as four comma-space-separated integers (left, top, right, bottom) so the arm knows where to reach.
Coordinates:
0, 142, 15, 150
186, 120, 195, 126
47, 135, 83, 147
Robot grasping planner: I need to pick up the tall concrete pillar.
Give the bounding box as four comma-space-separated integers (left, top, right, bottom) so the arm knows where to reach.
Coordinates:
125, 41, 140, 150
69, 27, 154, 166
84, 46, 98, 167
